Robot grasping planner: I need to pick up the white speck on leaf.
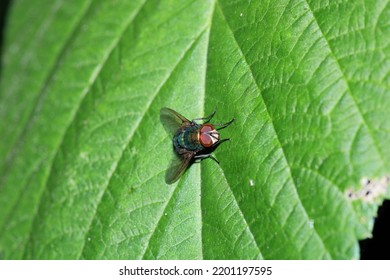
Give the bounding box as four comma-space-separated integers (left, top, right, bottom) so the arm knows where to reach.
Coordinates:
80, 152, 88, 159
130, 147, 138, 156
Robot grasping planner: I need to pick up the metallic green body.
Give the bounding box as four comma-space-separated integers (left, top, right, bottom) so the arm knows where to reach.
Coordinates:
173, 124, 202, 154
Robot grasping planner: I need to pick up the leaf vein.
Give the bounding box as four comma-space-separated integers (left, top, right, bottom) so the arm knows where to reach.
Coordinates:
78, 29, 208, 259
217, 1, 332, 259
304, 0, 387, 168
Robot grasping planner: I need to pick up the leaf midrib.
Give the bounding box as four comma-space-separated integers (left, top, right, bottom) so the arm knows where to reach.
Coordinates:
78, 28, 209, 259
216, 1, 332, 259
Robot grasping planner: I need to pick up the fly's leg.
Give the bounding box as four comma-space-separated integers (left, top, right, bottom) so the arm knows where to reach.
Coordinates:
192, 109, 216, 124
212, 138, 230, 148
194, 153, 220, 164
215, 118, 235, 130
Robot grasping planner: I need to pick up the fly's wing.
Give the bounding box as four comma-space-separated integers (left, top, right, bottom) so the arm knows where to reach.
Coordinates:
161, 108, 194, 184
160, 107, 191, 136
165, 151, 194, 184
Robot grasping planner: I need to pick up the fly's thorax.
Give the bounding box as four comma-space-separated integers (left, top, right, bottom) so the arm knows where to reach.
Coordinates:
198, 124, 220, 148
173, 124, 203, 153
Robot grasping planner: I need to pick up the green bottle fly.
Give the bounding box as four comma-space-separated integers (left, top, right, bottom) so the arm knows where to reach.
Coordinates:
160, 107, 234, 184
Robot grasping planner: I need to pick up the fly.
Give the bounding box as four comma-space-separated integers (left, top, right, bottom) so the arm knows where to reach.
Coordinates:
160, 107, 234, 184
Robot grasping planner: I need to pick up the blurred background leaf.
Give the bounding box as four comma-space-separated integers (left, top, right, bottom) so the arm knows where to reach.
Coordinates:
0, 0, 389, 259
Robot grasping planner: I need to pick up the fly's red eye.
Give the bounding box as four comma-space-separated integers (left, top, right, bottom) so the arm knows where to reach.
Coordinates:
200, 124, 213, 133
200, 133, 213, 147
199, 124, 217, 147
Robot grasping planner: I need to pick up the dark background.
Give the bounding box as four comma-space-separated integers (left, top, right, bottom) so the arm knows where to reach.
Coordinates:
0, 0, 11, 78
360, 200, 390, 259
0, 0, 389, 260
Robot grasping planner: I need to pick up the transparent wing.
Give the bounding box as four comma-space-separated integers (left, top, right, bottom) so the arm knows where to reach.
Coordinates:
165, 152, 194, 184
160, 107, 190, 136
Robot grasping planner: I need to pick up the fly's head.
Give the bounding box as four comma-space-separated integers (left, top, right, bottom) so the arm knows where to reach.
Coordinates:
198, 124, 220, 148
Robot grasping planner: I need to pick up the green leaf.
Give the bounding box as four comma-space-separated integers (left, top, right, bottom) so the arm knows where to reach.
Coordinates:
0, 0, 389, 260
